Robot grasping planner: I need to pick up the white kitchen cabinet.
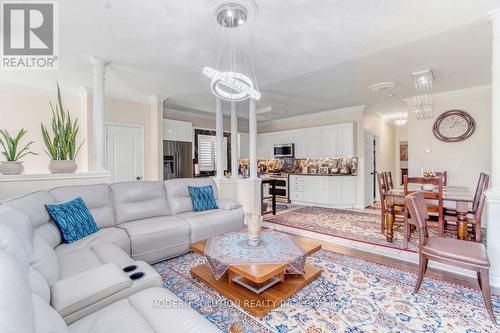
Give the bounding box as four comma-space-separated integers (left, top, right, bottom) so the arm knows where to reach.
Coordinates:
163, 119, 192, 142
335, 122, 354, 157
306, 129, 321, 158
293, 128, 308, 158
289, 175, 356, 208
238, 133, 249, 159
256, 133, 274, 159
273, 131, 295, 145
320, 126, 336, 157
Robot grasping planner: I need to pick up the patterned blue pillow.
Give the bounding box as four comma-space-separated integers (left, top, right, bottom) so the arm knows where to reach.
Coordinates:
45, 197, 99, 244
188, 185, 218, 212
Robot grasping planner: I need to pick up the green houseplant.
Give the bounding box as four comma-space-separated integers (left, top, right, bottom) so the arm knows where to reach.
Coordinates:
41, 84, 84, 173
0, 129, 37, 175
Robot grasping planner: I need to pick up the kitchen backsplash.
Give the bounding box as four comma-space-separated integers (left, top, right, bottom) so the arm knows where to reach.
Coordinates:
238, 157, 358, 176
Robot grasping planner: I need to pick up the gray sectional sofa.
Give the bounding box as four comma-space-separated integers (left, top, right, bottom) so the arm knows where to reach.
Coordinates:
0, 177, 244, 333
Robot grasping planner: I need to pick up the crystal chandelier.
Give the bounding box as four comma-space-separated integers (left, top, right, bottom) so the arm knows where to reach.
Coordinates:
203, 1, 261, 102
410, 69, 434, 120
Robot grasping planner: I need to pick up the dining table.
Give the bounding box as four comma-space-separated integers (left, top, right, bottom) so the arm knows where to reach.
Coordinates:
384, 185, 474, 242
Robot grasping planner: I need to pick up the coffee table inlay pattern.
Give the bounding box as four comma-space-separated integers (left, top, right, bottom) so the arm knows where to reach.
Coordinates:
204, 231, 307, 280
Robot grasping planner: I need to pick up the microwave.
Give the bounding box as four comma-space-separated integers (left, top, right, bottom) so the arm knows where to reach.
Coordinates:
273, 143, 294, 157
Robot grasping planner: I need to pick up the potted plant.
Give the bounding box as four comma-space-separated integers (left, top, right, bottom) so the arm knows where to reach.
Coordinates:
0, 129, 37, 175
41, 84, 84, 173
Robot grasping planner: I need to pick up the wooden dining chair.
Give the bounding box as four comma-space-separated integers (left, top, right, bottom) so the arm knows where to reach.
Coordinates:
445, 173, 490, 242
403, 175, 444, 249
377, 173, 388, 234
383, 171, 394, 190
378, 172, 405, 241
405, 192, 496, 324
434, 171, 447, 186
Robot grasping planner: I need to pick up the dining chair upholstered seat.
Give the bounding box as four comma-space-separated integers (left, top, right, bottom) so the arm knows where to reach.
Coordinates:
423, 237, 489, 268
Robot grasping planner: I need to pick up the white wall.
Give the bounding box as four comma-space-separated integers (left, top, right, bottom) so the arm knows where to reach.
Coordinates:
395, 124, 408, 186
408, 86, 491, 192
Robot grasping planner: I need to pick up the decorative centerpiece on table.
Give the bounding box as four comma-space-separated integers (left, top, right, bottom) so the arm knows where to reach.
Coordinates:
246, 213, 262, 246
41, 84, 84, 174
422, 171, 436, 190
0, 128, 38, 175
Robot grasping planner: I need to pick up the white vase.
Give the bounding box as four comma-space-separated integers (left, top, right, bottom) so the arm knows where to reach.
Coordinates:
49, 160, 78, 174
246, 213, 262, 246
0, 161, 24, 175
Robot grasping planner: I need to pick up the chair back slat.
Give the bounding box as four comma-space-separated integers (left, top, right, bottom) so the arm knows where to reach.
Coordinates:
383, 171, 394, 190
405, 192, 429, 247
473, 173, 489, 213
377, 173, 388, 200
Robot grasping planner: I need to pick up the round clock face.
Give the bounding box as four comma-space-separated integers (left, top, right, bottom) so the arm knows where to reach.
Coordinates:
433, 110, 475, 142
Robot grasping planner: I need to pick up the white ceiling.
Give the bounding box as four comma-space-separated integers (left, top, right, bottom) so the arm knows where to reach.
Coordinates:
0, 0, 497, 120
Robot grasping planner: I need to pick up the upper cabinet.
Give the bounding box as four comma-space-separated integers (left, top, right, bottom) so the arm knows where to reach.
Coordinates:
256, 122, 354, 159
163, 119, 193, 142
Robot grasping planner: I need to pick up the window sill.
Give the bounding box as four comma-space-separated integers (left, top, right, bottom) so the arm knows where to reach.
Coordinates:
0, 171, 111, 183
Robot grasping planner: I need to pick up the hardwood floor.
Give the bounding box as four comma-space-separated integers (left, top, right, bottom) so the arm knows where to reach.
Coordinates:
291, 232, 500, 294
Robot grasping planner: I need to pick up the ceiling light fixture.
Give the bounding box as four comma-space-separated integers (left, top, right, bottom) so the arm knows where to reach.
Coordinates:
410, 69, 434, 119
367, 82, 397, 92
203, 1, 260, 102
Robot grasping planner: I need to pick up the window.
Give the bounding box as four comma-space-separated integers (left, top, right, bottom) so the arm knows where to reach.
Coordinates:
198, 134, 227, 171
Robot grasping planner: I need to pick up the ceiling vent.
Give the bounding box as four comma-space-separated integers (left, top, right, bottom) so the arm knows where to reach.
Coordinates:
368, 82, 397, 92
256, 106, 287, 121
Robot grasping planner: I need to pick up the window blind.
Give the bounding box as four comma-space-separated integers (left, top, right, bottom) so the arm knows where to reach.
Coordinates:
198, 134, 227, 171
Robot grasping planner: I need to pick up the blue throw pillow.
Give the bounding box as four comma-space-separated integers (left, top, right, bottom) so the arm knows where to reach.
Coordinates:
188, 185, 218, 212
45, 197, 99, 244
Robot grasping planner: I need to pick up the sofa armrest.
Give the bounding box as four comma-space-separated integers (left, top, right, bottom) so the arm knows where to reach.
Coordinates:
51, 263, 132, 317
217, 199, 242, 210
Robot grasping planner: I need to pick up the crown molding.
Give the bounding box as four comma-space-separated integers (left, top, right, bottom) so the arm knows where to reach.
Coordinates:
404, 84, 491, 105
258, 105, 366, 125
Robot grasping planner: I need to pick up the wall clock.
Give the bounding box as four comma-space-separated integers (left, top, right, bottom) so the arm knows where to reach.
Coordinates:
432, 110, 476, 142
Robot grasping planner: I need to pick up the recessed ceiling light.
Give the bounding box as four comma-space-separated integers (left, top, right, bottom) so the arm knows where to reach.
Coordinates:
368, 82, 397, 92
388, 93, 396, 97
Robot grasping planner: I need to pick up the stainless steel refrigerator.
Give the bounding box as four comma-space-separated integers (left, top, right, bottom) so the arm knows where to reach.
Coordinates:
163, 141, 193, 179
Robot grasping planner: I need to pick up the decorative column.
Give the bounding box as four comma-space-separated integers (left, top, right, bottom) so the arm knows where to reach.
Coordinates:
249, 99, 257, 179
215, 97, 224, 179
230, 102, 239, 178
90, 56, 110, 171
487, 8, 500, 288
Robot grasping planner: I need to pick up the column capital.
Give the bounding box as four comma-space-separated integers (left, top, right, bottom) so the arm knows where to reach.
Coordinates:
90, 56, 110, 71
489, 8, 500, 22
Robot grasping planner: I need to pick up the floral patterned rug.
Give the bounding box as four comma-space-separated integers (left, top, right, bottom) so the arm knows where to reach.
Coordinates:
153, 250, 499, 333
264, 206, 420, 251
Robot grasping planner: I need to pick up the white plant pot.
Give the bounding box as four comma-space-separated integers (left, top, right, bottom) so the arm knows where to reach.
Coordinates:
0, 161, 24, 175
49, 160, 78, 174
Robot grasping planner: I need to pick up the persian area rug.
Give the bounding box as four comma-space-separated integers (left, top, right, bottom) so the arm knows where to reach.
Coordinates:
264, 206, 419, 251
153, 250, 499, 333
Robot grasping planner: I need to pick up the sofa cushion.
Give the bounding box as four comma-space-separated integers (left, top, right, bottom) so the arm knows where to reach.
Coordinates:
35, 222, 63, 248
29, 268, 50, 303
164, 178, 218, 214
178, 208, 244, 243
45, 197, 99, 244
188, 185, 218, 212
0, 223, 31, 268
32, 234, 60, 285
32, 293, 69, 333
0, 252, 35, 333
3, 190, 55, 229
217, 199, 242, 211
50, 184, 116, 229
54, 228, 130, 256
0, 205, 34, 256
111, 181, 171, 224
57, 244, 133, 280
68, 287, 220, 333
119, 216, 190, 263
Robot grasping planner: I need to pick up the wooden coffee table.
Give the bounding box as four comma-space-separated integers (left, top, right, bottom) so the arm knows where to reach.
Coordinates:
190, 234, 322, 317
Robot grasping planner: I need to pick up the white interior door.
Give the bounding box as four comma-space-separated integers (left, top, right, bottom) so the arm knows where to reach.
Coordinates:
364, 132, 376, 207
106, 123, 144, 182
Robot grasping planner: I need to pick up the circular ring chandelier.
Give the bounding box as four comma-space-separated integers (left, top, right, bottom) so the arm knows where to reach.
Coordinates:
203, 0, 261, 102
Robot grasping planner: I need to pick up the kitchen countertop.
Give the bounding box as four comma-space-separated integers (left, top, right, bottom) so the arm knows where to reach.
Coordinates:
291, 173, 357, 177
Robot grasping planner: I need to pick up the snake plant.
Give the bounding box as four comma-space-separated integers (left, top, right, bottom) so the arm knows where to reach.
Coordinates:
41, 84, 84, 160
0, 128, 37, 161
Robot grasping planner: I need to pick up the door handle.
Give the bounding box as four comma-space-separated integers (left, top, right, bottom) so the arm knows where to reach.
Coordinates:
136, 176, 142, 181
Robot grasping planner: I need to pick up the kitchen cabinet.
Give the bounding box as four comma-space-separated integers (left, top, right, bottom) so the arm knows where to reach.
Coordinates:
289, 175, 356, 208
163, 119, 192, 142
256, 122, 355, 159
256, 133, 274, 159
238, 133, 249, 159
